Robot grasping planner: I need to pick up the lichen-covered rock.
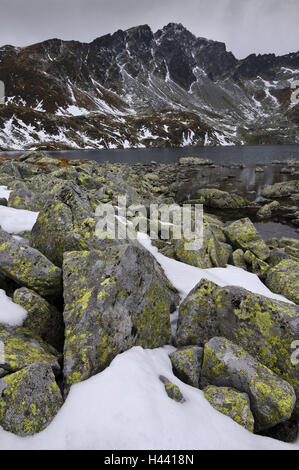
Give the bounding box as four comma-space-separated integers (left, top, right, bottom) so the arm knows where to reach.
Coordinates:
63, 245, 179, 392
279, 237, 299, 261
224, 218, 270, 260
0, 326, 60, 377
266, 259, 299, 304
0, 363, 63, 436
29, 182, 97, 267
8, 184, 40, 211
232, 249, 247, 269
262, 180, 299, 198
257, 201, 280, 219
0, 229, 62, 298
176, 279, 299, 414
169, 346, 203, 388
196, 188, 254, 209
203, 385, 255, 432
179, 157, 213, 165
159, 376, 185, 403
13, 288, 64, 351
176, 279, 218, 346
201, 337, 296, 431
259, 418, 298, 443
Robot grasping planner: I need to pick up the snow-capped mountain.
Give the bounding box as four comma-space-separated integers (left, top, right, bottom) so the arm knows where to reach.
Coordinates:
0, 23, 298, 150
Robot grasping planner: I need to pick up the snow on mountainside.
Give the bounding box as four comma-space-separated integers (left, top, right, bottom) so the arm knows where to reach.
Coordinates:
0, 23, 299, 150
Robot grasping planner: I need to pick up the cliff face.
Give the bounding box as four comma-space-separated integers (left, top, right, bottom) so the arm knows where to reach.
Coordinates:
0, 23, 298, 150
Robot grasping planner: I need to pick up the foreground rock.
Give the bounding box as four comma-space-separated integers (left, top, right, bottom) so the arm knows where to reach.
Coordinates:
266, 259, 299, 304
224, 218, 270, 260
201, 337, 296, 431
169, 346, 203, 388
173, 219, 232, 269
63, 244, 179, 392
0, 363, 63, 436
176, 279, 299, 413
0, 229, 62, 298
0, 326, 60, 377
13, 288, 64, 351
203, 385, 255, 432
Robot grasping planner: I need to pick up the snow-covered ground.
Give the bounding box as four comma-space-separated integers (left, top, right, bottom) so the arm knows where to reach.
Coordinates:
0, 194, 297, 449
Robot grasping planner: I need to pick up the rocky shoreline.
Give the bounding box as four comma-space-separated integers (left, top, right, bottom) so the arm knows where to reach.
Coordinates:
0, 152, 298, 444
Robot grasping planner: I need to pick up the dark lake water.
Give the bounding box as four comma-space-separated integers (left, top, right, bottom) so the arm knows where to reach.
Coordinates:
1, 144, 299, 165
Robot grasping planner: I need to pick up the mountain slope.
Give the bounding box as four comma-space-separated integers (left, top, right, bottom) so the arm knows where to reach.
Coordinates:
0, 23, 298, 150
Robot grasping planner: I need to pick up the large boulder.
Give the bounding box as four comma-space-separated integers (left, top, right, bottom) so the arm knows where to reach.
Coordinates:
13, 288, 64, 351
224, 218, 270, 260
63, 244, 179, 392
176, 279, 299, 413
0, 363, 63, 436
203, 385, 255, 432
0, 326, 60, 377
0, 229, 62, 298
201, 337, 296, 431
262, 180, 299, 198
266, 259, 299, 304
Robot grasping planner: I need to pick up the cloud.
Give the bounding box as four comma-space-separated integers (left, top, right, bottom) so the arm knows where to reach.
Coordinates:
0, 0, 298, 58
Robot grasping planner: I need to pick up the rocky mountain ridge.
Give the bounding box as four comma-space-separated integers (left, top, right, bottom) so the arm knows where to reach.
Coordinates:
0, 23, 299, 150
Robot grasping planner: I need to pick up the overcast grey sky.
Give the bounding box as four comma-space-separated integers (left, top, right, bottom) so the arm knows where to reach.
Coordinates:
0, 0, 298, 58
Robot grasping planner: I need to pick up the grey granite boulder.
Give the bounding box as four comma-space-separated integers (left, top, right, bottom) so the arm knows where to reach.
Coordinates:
0, 363, 63, 436
63, 244, 179, 392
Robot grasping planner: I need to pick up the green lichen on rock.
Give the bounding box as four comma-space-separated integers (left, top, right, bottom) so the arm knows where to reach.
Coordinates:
232, 249, 247, 269
266, 259, 299, 304
262, 180, 299, 198
0, 362, 63, 436
63, 244, 179, 393
169, 346, 203, 387
159, 375, 185, 403
224, 218, 270, 261
257, 201, 280, 219
196, 188, 254, 209
0, 229, 62, 298
244, 250, 269, 278
173, 220, 231, 269
203, 385, 255, 432
176, 279, 218, 346
13, 287, 64, 351
176, 280, 299, 416
201, 337, 296, 431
